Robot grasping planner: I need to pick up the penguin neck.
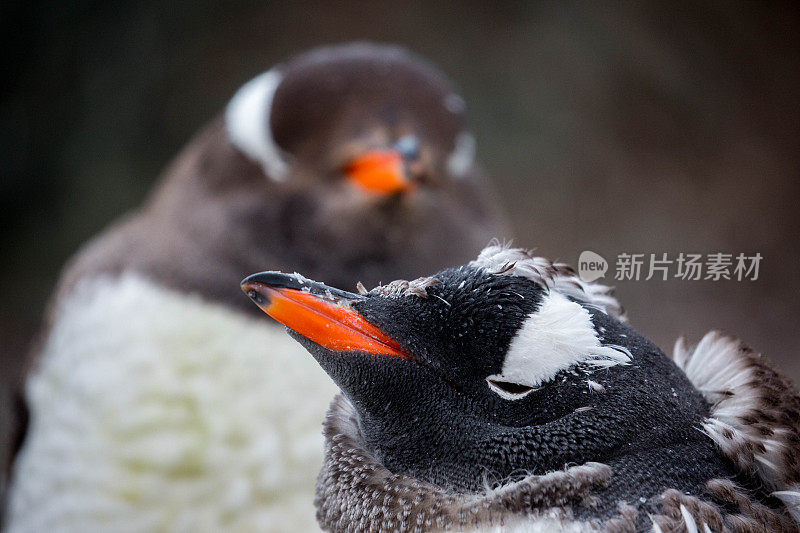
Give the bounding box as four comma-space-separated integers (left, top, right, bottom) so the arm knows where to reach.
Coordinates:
345, 386, 594, 494
357, 395, 622, 494
317, 394, 612, 532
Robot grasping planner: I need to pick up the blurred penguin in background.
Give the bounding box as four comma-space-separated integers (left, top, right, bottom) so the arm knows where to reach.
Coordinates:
4, 43, 506, 531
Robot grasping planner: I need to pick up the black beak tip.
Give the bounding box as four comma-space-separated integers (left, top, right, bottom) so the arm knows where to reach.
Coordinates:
240, 271, 298, 306
240, 270, 363, 303
241, 271, 302, 289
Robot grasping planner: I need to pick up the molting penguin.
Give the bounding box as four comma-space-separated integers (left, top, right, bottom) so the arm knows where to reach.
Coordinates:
242, 244, 800, 532
4, 43, 505, 531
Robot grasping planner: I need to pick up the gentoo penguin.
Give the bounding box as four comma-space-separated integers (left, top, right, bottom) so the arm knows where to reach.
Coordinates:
4, 43, 505, 531
242, 243, 800, 532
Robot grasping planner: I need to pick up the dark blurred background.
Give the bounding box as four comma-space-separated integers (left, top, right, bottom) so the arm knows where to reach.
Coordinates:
2, 1, 799, 446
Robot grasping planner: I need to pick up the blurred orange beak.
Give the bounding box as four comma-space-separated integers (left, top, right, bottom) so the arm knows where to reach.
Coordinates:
344, 150, 414, 195
241, 272, 410, 359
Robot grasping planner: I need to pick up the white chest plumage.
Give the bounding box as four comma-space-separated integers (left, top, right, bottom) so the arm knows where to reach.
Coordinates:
7, 275, 338, 532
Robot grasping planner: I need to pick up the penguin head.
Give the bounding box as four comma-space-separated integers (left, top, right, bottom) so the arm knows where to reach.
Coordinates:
227, 42, 474, 192
242, 244, 711, 491
191, 42, 501, 291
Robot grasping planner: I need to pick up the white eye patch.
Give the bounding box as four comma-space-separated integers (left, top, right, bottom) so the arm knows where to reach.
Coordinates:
486, 291, 630, 398
225, 68, 289, 181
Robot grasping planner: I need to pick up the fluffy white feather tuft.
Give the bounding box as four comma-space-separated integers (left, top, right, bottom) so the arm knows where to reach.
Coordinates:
488, 291, 630, 391
673, 331, 800, 526
7, 275, 338, 532
225, 68, 289, 181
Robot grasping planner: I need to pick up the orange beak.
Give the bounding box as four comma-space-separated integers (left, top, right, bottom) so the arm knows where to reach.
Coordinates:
241, 272, 410, 359
344, 150, 414, 195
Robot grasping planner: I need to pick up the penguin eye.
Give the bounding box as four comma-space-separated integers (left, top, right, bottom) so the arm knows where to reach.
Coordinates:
486, 377, 537, 400
395, 135, 420, 161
